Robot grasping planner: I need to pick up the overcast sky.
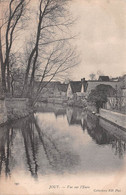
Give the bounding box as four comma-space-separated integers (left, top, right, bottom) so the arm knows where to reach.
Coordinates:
1, 0, 126, 81
69, 0, 126, 80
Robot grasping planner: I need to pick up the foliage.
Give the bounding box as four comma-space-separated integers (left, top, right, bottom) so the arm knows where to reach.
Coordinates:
89, 73, 96, 80
88, 84, 116, 111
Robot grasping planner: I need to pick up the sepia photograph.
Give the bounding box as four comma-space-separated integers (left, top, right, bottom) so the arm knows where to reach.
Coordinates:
0, 0, 126, 194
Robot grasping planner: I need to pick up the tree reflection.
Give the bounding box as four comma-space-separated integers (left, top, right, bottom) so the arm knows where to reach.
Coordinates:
112, 139, 126, 159
34, 115, 79, 173
21, 116, 39, 178
0, 116, 39, 178
0, 112, 79, 177
0, 126, 15, 177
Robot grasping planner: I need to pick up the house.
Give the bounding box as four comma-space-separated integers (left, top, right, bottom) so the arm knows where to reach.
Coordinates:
67, 78, 88, 99
54, 83, 68, 97
67, 81, 82, 99
98, 76, 110, 81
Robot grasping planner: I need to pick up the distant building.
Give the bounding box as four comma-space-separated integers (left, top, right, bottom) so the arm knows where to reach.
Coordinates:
54, 83, 68, 97
98, 76, 110, 81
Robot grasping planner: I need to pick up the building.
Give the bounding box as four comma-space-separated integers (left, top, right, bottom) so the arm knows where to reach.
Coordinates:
66, 76, 122, 99
54, 83, 68, 97
67, 81, 82, 99
98, 76, 110, 81
67, 78, 88, 99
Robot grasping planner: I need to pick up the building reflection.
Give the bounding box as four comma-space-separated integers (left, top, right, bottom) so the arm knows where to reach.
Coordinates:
66, 107, 87, 131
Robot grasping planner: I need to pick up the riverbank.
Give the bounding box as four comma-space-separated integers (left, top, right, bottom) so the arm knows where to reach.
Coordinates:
1, 96, 126, 130
0, 98, 33, 126
40, 96, 87, 108
0, 96, 87, 126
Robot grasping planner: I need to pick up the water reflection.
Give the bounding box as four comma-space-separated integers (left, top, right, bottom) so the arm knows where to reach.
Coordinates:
0, 116, 39, 178
0, 103, 126, 178
87, 114, 126, 159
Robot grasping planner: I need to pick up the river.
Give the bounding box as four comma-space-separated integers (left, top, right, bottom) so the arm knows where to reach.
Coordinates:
0, 103, 126, 195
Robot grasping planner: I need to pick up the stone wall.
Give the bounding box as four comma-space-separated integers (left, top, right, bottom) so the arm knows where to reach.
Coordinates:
99, 118, 126, 141
99, 108, 126, 129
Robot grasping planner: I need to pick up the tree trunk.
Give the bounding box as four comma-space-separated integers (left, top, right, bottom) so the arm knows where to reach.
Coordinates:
7, 61, 10, 93
0, 29, 6, 93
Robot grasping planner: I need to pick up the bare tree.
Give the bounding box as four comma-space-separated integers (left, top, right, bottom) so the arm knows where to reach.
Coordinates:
0, 0, 28, 93
89, 73, 96, 80
22, 0, 78, 102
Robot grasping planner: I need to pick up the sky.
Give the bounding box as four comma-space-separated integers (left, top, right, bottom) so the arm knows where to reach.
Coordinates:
69, 0, 126, 80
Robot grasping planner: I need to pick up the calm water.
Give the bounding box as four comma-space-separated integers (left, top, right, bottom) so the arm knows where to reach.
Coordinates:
0, 103, 126, 194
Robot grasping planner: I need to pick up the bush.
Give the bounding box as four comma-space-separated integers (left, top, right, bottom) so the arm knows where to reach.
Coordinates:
88, 84, 116, 112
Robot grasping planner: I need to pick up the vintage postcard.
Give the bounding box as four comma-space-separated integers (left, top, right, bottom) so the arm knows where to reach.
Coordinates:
0, 0, 126, 195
